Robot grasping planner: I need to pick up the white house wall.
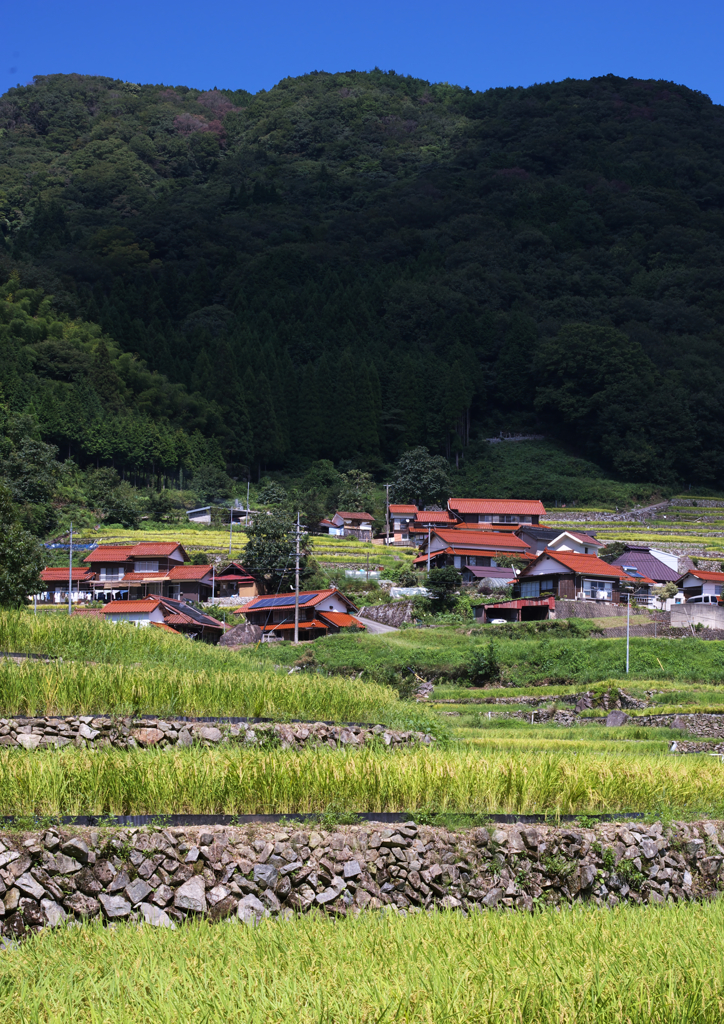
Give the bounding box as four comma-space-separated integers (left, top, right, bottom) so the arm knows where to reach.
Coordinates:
523, 556, 569, 577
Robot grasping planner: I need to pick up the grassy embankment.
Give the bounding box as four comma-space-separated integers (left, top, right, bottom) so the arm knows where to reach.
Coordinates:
2, 902, 724, 1023
258, 626, 724, 684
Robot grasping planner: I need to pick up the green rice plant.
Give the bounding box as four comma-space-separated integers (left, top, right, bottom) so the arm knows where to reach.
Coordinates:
1, 744, 723, 816
0, 659, 435, 729
3, 901, 724, 1023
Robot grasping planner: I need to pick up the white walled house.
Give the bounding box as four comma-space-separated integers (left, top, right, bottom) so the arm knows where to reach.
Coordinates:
547, 531, 603, 556
678, 569, 724, 604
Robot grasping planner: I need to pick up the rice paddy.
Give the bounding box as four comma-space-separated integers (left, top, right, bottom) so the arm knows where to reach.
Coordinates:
3, 901, 724, 1023
2, 743, 723, 817
6, 607, 724, 1022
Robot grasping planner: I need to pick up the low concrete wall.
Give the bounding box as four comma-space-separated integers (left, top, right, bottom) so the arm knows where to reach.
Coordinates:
671, 606, 724, 629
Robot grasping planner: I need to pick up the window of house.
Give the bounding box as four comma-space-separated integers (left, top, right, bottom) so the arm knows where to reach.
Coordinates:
134, 561, 159, 572
583, 579, 612, 600
715, 586, 722, 596
521, 580, 540, 598
99, 568, 124, 581
453, 556, 462, 568
468, 557, 477, 566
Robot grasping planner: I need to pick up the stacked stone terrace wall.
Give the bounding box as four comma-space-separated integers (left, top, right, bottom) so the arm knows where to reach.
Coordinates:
1, 818, 722, 942
0, 717, 434, 751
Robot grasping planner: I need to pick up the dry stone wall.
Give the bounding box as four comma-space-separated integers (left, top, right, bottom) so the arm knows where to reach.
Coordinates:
1, 819, 722, 942
0, 717, 434, 751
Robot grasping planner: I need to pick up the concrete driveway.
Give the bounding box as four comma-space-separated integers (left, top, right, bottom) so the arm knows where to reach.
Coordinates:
357, 617, 399, 634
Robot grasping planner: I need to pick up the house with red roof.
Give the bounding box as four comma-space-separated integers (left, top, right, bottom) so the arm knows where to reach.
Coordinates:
81, 541, 214, 602
237, 588, 364, 640
516, 550, 654, 604
677, 568, 724, 604
213, 562, 259, 599
101, 597, 225, 642
388, 504, 418, 545
38, 568, 96, 604
413, 527, 532, 572
448, 498, 546, 525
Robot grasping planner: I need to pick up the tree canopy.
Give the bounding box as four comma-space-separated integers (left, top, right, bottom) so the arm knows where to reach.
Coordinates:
2, 71, 724, 485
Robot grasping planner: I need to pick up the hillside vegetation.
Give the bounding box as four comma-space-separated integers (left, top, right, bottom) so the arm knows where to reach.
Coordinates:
2, 71, 724, 486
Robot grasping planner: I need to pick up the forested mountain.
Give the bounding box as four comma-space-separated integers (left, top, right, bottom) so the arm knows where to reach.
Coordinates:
2, 69, 724, 486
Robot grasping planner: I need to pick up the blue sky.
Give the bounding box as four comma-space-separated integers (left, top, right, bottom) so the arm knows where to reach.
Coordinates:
2, 0, 723, 104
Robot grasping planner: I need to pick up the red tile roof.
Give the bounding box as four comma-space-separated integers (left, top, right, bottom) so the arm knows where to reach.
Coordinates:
102, 598, 162, 613
337, 511, 374, 522
151, 622, 181, 634
41, 568, 95, 582
84, 546, 135, 563
318, 611, 365, 629
681, 569, 724, 583
448, 499, 547, 516
528, 550, 654, 583
168, 565, 213, 580
130, 543, 186, 558
432, 529, 530, 550
83, 542, 187, 564
414, 511, 455, 523
389, 505, 418, 515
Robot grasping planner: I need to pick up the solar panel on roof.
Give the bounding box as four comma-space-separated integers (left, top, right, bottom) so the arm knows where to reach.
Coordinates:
252, 594, 316, 609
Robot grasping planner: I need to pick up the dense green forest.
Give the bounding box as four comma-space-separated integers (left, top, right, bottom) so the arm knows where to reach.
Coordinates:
2, 69, 724, 489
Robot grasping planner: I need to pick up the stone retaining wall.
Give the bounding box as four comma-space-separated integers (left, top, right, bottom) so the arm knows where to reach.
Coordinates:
358, 602, 414, 627
0, 717, 434, 751
1, 818, 722, 942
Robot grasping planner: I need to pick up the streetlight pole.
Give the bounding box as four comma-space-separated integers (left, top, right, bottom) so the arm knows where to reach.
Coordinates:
68, 522, 73, 617
624, 584, 634, 674
385, 484, 390, 546
293, 510, 300, 644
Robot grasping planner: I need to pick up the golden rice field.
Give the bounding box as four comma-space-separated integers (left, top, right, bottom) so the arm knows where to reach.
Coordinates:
3, 901, 724, 1023
2, 744, 722, 817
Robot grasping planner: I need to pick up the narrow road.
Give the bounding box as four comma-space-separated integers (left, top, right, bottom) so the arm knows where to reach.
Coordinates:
357, 617, 399, 634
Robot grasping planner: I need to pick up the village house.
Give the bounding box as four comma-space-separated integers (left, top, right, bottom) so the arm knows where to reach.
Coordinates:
611, 545, 680, 585
677, 568, 724, 604
318, 513, 345, 537
518, 525, 601, 557
213, 561, 260, 599
336, 511, 375, 540
38, 568, 96, 604
388, 504, 418, 545
237, 588, 364, 640
34, 542, 220, 604
413, 527, 531, 571
515, 550, 653, 604
101, 596, 225, 642
447, 498, 546, 525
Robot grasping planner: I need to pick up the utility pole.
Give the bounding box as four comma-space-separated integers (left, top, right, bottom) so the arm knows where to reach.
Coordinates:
385, 484, 390, 546
228, 504, 234, 558
246, 479, 250, 526
68, 522, 73, 616
366, 550, 369, 584
294, 510, 300, 643
625, 586, 632, 673
427, 525, 431, 573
